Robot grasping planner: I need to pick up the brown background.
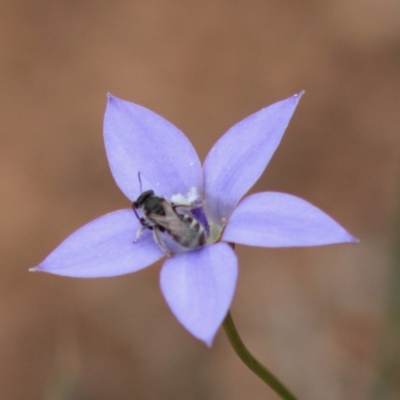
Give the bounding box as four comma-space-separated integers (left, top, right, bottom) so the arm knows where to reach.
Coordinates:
1, 1, 400, 399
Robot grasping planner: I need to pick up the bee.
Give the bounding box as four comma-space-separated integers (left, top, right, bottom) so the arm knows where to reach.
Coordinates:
132, 189, 207, 255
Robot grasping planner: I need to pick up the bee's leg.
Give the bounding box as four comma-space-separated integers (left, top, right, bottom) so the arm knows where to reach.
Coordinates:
134, 225, 148, 243
153, 227, 173, 257
134, 219, 154, 243
132, 205, 149, 228
139, 217, 148, 227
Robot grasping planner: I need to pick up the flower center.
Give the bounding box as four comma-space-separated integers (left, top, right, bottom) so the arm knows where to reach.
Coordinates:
170, 188, 225, 246
133, 187, 224, 255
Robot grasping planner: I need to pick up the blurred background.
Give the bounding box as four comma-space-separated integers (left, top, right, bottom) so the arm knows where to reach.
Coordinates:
1, 1, 400, 399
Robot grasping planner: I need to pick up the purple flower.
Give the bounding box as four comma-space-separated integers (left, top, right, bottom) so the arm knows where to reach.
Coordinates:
32, 92, 357, 345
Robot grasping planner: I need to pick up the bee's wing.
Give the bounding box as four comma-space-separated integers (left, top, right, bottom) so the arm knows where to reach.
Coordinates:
149, 204, 188, 237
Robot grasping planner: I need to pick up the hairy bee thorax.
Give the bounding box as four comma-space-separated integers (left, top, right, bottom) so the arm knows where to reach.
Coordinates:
132, 187, 211, 256
135, 191, 166, 216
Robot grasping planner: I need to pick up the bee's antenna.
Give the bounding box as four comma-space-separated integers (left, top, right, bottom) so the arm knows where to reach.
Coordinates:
138, 171, 143, 193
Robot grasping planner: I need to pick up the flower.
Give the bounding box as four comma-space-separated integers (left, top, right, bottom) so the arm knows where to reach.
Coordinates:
32, 92, 357, 345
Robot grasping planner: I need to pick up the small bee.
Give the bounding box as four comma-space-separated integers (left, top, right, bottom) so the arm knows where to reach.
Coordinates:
132, 189, 207, 255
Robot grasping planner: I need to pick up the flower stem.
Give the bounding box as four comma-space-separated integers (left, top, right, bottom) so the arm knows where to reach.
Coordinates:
222, 311, 298, 400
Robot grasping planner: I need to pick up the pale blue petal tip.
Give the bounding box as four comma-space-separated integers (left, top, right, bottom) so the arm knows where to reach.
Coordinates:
348, 234, 360, 243
29, 264, 45, 273
107, 93, 117, 102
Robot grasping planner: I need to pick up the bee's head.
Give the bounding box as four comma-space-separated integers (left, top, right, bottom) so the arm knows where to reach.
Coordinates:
133, 190, 155, 208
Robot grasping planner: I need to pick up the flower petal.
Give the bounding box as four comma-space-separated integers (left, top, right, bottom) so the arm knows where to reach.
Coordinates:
104, 95, 203, 202
223, 192, 358, 247
203, 92, 303, 224
32, 210, 164, 277
160, 243, 238, 346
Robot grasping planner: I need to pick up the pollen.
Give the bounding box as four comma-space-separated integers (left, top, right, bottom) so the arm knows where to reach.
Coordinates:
170, 187, 200, 205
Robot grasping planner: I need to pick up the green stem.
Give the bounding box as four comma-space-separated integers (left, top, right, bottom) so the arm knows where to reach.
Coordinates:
223, 311, 299, 400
